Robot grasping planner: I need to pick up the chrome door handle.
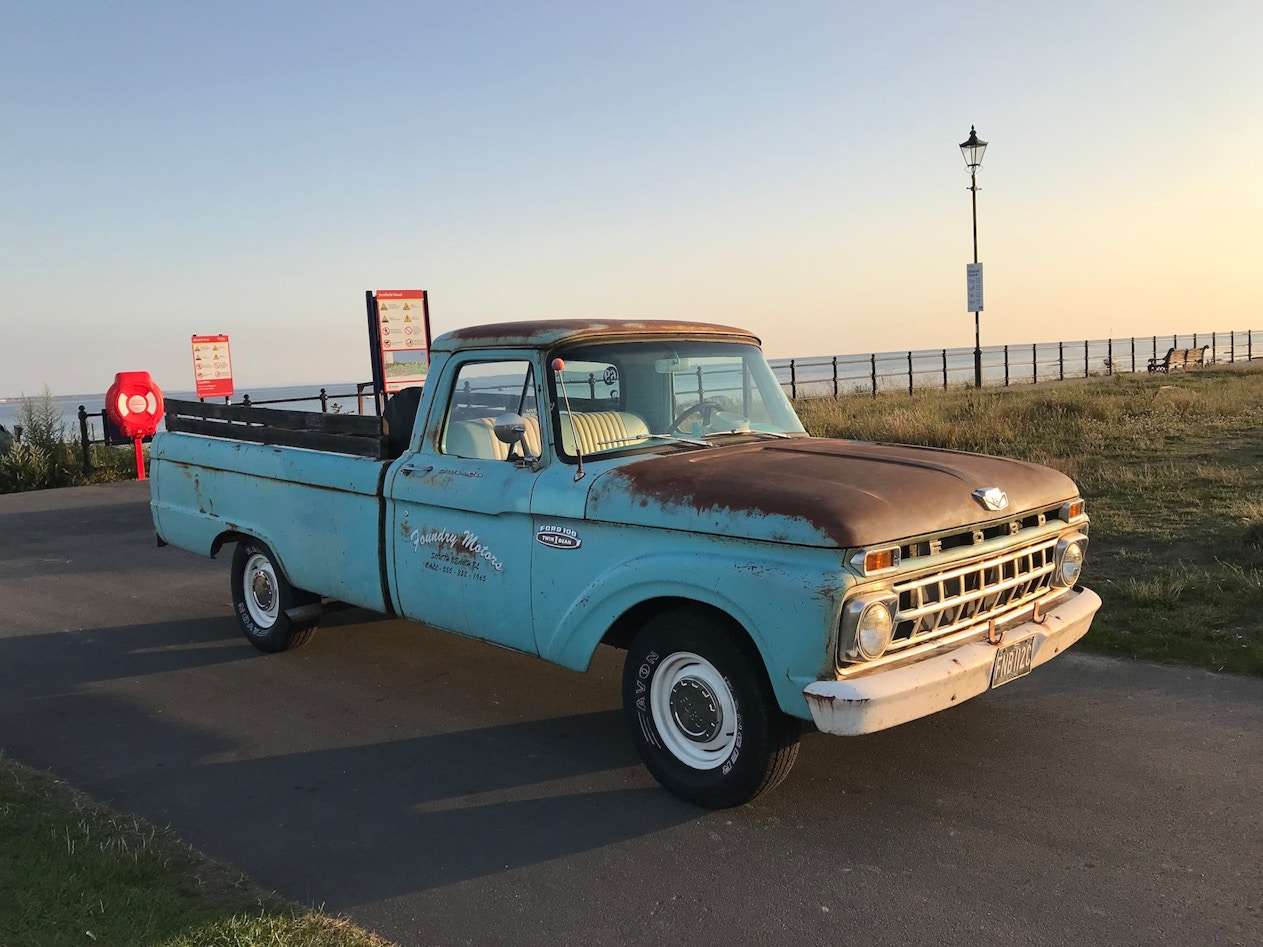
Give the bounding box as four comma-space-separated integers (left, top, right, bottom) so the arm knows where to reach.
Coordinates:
400, 464, 432, 476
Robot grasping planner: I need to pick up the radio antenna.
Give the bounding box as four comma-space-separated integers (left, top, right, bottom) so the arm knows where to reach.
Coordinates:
552, 357, 584, 481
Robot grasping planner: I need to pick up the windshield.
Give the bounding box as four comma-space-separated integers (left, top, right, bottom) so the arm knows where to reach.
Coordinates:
547, 339, 806, 460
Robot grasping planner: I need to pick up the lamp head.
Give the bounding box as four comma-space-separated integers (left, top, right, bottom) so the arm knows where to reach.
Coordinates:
960, 125, 988, 171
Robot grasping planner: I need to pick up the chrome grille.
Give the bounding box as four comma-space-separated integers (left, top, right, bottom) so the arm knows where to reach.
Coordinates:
899, 503, 1064, 561
889, 537, 1058, 651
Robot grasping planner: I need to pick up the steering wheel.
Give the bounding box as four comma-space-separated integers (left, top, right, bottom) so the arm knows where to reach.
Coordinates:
670, 400, 724, 434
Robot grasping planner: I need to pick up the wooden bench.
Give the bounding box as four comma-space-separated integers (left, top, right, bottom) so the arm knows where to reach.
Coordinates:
1147, 346, 1208, 373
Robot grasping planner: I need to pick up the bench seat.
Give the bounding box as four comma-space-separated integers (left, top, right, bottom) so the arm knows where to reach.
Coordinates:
1148, 347, 1208, 373
558, 411, 650, 456
442, 410, 649, 460
443, 416, 543, 460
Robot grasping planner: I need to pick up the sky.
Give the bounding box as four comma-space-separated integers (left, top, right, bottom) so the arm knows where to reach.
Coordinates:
3, 1, 1261, 397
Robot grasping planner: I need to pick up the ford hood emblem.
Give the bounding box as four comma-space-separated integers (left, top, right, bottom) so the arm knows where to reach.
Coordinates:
973, 487, 1009, 511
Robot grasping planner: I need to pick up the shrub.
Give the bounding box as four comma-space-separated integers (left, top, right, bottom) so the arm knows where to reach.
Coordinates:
0, 388, 77, 493
0, 441, 53, 492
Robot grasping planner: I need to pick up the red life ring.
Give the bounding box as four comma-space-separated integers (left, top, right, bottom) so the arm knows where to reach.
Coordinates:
105, 372, 165, 439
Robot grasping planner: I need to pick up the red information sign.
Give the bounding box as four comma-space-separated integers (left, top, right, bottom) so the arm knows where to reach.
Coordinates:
191, 334, 234, 399
374, 290, 430, 394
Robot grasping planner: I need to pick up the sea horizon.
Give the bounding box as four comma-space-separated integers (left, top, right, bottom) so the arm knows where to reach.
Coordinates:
0, 381, 370, 435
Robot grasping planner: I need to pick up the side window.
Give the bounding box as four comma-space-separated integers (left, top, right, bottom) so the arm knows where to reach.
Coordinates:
440, 360, 540, 460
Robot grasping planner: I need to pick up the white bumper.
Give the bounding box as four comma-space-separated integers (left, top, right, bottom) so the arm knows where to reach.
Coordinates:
803, 587, 1102, 736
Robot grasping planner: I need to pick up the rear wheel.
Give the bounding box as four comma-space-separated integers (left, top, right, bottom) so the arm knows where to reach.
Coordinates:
623, 607, 800, 808
230, 539, 318, 652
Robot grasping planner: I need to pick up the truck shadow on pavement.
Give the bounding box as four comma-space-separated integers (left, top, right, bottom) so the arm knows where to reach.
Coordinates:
11, 605, 1262, 922
0, 615, 701, 909
186, 713, 698, 907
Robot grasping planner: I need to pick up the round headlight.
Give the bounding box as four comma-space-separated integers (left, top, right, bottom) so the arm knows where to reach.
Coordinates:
855, 602, 894, 660
1058, 541, 1084, 587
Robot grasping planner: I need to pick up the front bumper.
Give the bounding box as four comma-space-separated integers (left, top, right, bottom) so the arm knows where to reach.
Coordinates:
803, 587, 1101, 736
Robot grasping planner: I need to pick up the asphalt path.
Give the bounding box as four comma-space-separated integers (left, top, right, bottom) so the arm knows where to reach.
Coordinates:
1, 481, 1260, 946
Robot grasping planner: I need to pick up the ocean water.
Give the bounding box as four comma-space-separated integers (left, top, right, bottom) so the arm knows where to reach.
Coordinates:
0, 383, 370, 440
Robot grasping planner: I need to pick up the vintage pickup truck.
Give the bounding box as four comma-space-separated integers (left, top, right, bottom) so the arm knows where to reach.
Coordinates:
150, 320, 1100, 808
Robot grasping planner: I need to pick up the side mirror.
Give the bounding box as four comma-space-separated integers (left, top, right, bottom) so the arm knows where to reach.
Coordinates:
493, 412, 527, 445
493, 412, 539, 467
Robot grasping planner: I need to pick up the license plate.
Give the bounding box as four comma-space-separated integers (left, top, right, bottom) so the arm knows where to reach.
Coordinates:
991, 635, 1035, 688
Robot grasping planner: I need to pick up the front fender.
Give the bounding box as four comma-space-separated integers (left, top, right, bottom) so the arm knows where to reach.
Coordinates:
535, 546, 848, 719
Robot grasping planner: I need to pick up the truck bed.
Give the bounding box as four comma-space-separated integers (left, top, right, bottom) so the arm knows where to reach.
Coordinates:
164, 399, 387, 458
151, 406, 393, 613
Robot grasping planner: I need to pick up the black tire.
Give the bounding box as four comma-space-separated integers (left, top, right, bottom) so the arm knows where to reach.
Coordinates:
623, 607, 800, 808
230, 539, 319, 653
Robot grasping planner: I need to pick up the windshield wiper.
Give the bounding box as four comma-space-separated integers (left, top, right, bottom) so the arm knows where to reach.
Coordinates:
705, 429, 791, 440
643, 433, 713, 449
593, 433, 713, 449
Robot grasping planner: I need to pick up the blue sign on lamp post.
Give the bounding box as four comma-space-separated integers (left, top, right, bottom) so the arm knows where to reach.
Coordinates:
967, 262, 984, 313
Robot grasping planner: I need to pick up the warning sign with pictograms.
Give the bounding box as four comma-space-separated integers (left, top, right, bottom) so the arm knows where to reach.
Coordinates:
372, 290, 430, 394
191, 334, 234, 399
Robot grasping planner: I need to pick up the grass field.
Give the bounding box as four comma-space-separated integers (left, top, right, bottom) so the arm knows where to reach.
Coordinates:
797, 361, 1263, 675
0, 756, 391, 947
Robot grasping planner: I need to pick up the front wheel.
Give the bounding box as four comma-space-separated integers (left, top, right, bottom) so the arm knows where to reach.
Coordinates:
623, 608, 800, 808
230, 539, 318, 653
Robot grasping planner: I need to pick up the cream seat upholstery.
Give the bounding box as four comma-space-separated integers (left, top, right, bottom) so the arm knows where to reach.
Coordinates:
558, 411, 650, 455
443, 416, 542, 460
443, 411, 648, 460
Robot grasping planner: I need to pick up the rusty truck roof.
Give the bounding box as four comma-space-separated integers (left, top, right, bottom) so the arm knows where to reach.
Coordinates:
430, 319, 761, 353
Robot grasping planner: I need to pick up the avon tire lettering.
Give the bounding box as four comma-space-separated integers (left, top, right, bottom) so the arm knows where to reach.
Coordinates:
235, 602, 262, 636
635, 651, 659, 711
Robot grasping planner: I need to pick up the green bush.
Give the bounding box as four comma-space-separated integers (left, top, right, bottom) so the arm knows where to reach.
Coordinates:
0, 388, 75, 493
0, 387, 128, 494
0, 441, 53, 492
16, 386, 68, 453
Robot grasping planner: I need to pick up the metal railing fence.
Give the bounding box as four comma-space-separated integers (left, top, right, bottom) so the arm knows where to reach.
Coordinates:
232, 383, 375, 414
65, 330, 1262, 473
771, 330, 1257, 400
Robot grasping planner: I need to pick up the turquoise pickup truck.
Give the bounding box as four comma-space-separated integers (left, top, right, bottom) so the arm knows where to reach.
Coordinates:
151, 320, 1099, 808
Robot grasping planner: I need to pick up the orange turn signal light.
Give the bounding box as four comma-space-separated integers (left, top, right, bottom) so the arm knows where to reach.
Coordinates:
865, 548, 896, 573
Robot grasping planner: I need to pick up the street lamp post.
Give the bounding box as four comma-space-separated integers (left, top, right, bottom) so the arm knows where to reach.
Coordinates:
960, 125, 988, 387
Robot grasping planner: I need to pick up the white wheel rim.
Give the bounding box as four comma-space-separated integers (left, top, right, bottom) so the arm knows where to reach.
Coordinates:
244, 553, 280, 628
650, 651, 738, 771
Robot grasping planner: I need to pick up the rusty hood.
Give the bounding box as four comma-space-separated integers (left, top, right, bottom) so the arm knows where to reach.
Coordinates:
583, 438, 1080, 548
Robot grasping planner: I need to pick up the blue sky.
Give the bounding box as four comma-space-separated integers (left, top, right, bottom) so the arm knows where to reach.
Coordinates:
3, 1, 1261, 395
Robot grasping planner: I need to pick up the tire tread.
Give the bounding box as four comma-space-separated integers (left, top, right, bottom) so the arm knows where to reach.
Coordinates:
623, 606, 801, 808
230, 539, 319, 653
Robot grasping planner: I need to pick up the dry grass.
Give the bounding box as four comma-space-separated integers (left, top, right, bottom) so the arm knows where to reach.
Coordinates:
797, 362, 1263, 674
